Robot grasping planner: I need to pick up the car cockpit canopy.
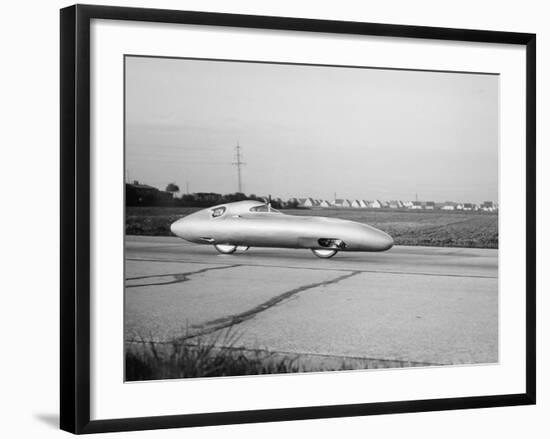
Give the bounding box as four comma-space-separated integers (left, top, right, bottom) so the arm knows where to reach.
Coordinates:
209, 200, 281, 218
249, 204, 280, 213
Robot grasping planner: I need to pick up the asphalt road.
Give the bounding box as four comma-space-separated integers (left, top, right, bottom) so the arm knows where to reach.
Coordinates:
125, 236, 498, 368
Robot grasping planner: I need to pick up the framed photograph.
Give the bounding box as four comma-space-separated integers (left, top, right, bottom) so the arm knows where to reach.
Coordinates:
60, 4, 536, 434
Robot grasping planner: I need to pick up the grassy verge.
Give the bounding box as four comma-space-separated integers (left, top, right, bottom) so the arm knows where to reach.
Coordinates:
125, 329, 303, 381
125, 329, 430, 381
125, 207, 201, 236
126, 206, 498, 248
126, 343, 303, 381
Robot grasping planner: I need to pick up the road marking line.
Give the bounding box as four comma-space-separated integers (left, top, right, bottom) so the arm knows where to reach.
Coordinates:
126, 257, 497, 279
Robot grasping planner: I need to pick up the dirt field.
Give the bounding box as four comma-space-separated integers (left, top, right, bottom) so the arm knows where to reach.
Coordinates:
126, 206, 498, 248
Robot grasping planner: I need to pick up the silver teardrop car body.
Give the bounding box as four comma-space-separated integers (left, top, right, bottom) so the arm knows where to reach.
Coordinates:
170, 200, 393, 258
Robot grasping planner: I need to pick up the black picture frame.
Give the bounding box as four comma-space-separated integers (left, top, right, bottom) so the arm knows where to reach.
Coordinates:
60, 4, 536, 434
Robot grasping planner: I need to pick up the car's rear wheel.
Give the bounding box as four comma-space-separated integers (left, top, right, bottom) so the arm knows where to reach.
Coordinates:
311, 249, 338, 259
214, 244, 237, 254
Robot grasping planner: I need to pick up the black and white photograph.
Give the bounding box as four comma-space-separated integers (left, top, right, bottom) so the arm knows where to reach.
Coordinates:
124, 55, 499, 381
1, 0, 544, 436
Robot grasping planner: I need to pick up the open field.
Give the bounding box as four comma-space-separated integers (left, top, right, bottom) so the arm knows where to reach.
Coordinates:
126, 206, 498, 248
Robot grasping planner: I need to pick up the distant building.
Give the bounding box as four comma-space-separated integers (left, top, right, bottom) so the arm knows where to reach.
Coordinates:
126, 181, 173, 206
402, 201, 413, 208
441, 201, 456, 211
425, 201, 435, 210
320, 200, 331, 208
455, 203, 464, 210
298, 197, 317, 207
332, 199, 352, 208
463, 203, 474, 211
127, 181, 157, 194
481, 201, 497, 212
388, 200, 403, 209
193, 192, 224, 204
351, 200, 362, 208
369, 200, 382, 209
410, 201, 423, 210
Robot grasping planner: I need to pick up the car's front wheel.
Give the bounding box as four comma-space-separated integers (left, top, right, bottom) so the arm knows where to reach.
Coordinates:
214, 244, 237, 254
311, 249, 337, 259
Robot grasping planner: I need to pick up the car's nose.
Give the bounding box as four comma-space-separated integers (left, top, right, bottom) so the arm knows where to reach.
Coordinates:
169, 217, 184, 236
370, 229, 394, 251
170, 211, 208, 241
352, 224, 393, 251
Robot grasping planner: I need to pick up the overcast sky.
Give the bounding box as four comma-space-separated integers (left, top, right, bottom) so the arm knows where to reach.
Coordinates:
125, 56, 498, 203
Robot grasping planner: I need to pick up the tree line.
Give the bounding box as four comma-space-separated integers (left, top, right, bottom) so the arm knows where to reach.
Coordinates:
126, 182, 289, 208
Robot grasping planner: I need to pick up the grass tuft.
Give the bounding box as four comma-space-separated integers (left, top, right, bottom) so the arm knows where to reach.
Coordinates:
125, 330, 301, 381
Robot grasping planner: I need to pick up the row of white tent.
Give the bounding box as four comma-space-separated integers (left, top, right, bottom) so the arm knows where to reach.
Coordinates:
294, 198, 498, 211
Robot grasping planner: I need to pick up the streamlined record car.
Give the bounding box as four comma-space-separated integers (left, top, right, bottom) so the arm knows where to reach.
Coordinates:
170, 200, 393, 258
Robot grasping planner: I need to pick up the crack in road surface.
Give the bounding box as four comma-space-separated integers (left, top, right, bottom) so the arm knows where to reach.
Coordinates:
174, 270, 361, 341
126, 264, 241, 288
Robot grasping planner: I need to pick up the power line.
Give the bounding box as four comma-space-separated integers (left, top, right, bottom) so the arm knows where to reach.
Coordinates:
232, 142, 246, 193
